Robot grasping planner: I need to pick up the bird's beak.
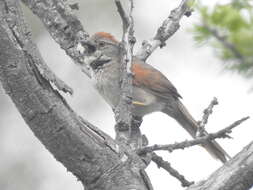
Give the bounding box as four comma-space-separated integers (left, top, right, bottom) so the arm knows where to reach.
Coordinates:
82, 39, 96, 54
89, 54, 111, 70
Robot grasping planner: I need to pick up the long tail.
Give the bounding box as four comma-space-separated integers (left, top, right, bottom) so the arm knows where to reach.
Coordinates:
163, 100, 230, 163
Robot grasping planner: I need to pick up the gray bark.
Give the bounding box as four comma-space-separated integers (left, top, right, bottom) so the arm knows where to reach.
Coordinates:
0, 1, 150, 189
187, 141, 253, 190
21, 0, 91, 77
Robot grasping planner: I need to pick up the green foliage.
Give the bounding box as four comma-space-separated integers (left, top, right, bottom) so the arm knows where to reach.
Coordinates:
210, 5, 248, 31
192, 0, 253, 76
192, 25, 212, 43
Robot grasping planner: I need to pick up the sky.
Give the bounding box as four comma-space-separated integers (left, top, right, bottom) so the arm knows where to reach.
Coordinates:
1, 0, 253, 190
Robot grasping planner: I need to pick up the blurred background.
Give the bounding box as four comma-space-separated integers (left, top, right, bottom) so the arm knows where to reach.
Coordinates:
0, 0, 253, 189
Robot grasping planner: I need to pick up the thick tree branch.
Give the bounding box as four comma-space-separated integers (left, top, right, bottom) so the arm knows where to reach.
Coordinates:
136, 0, 194, 61
187, 141, 253, 190
1, 0, 73, 94
21, 0, 94, 77
138, 116, 249, 154
0, 1, 150, 189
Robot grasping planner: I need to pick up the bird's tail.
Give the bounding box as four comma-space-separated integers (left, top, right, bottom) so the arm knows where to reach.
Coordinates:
163, 100, 230, 163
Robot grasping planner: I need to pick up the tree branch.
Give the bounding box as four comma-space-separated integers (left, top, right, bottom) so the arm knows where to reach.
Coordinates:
1, 0, 73, 95
199, 97, 218, 128
0, 1, 150, 189
136, 0, 194, 61
187, 141, 253, 190
114, 2, 153, 187
114, 0, 142, 149
197, 97, 218, 136
21, 0, 94, 77
138, 116, 249, 154
151, 153, 194, 187
115, 0, 130, 31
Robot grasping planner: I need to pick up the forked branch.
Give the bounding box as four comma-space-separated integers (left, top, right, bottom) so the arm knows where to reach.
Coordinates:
138, 116, 249, 154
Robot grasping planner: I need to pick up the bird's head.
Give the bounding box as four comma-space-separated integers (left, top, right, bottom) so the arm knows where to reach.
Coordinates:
87, 32, 119, 56
85, 32, 120, 70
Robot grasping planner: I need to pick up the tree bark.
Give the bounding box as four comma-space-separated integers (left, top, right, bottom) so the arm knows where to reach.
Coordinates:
187, 141, 253, 190
0, 1, 150, 189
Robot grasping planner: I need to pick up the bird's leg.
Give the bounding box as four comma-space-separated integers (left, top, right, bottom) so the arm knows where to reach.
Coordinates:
131, 116, 152, 166
127, 116, 143, 150
131, 116, 149, 146
132, 115, 143, 128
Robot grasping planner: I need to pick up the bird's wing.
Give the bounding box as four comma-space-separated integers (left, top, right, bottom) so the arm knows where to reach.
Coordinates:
131, 58, 182, 101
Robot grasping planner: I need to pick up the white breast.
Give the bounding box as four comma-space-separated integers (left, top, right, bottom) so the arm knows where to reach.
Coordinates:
92, 66, 121, 108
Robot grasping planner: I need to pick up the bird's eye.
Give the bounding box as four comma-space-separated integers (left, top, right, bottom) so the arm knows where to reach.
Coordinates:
98, 41, 105, 47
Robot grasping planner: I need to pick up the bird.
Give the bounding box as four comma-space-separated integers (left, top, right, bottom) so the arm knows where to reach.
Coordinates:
84, 31, 229, 163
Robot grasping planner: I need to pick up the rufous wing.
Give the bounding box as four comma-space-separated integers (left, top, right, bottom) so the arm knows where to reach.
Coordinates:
131, 58, 182, 101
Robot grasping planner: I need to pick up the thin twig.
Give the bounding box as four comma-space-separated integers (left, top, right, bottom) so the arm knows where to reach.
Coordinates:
199, 97, 218, 127
136, 0, 194, 61
197, 97, 218, 135
151, 153, 194, 187
115, 0, 130, 30
115, 0, 135, 73
138, 117, 249, 154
